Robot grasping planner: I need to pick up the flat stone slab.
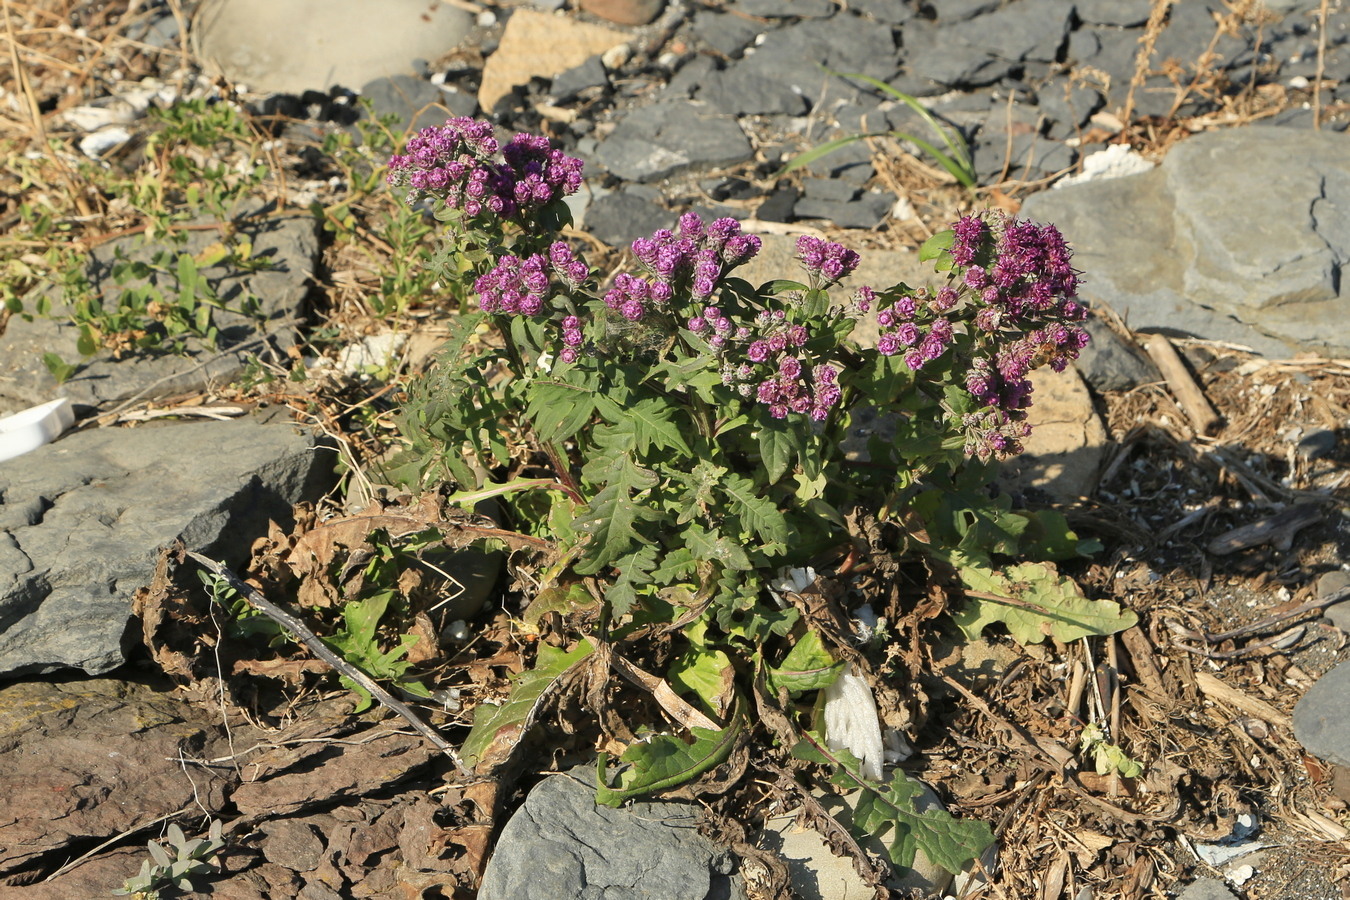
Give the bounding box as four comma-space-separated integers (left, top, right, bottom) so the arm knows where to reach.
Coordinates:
195, 0, 474, 94
0, 677, 235, 880
593, 101, 753, 184
1293, 660, 1350, 767
1021, 127, 1350, 358
0, 414, 335, 677
0, 209, 318, 417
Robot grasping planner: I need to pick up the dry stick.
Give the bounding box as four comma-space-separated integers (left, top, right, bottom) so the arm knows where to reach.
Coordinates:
43, 808, 186, 883
186, 551, 470, 776
1314, 0, 1329, 129
1143, 334, 1222, 436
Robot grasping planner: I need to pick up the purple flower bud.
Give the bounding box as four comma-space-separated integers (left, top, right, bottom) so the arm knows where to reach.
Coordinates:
689, 316, 708, 333
747, 340, 770, 362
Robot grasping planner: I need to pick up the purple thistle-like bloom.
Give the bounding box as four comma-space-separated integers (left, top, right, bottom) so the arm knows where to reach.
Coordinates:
896, 322, 920, 347
877, 333, 901, 356
779, 356, 802, 379
388, 118, 582, 225
795, 235, 860, 284
475, 253, 551, 316
950, 215, 987, 267
747, 340, 770, 362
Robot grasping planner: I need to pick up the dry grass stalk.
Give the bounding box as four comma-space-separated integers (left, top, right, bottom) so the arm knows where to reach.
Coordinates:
1120, 0, 1173, 127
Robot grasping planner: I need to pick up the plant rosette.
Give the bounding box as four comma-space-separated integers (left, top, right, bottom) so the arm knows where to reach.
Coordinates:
383, 118, 1135, 877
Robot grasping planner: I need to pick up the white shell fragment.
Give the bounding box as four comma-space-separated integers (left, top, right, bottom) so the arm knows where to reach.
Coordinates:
824, 662, 885, 781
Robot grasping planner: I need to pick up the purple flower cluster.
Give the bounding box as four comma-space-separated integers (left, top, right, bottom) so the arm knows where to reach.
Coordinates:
795, 235, 860, 285
560, 315, 584, 364
872, 210, 1090, 459
386, 117, 582, 224
473, 253, 550, 315
630, 214, 762, 302
718, 310, 841, 421
876, 299, 956, 371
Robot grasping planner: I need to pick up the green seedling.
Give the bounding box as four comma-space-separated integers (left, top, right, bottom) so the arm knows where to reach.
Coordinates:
112, 820, 225, 899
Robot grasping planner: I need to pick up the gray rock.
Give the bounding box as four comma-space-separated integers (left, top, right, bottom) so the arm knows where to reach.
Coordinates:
794, 190, 892, 229
196, 0, 475, 94
1293, 660, 1350, 767
361, 74, 461, 134
945, 0, 1074, 63
593, 102, 753, 183
847, 0, 918, 24
730, 0, 836, 18
1075, 313, 1160, 393
664, 54, 719, 99
699, 15, 897, 115
1021, 128, 1350, 358
931, 0, 1003, 22
550, 55, 609, 102
0, 209, 319, 417
586, 192, 674, 247
799, 136, 875, 186
973, 130, 1077, 184
801, 177, 858, 203
900, 21, 1015, 89
1075, 0, 1153, 26
1178, 877, 1240, 900
1319, 570, 1350, 634
0, 415, 336, 677
478, 767, 744, 900
689, 10, 763, 58
1037, 83, 1105, 138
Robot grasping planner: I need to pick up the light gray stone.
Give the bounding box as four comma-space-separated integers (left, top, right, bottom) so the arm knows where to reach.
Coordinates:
1178, 877, 1239, 900
1021, 128, 1350, 357
478, 767, 743, 900
0, 415, 336, 677
195, 0, 475, 94
0, 209, 318, 417
1293, 661, 1350, 767
593, 102, 753, 183
1319, 570, 1350, 635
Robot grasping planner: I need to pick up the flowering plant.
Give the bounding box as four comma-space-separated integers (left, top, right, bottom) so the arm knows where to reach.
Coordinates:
386, 118, 1132, 875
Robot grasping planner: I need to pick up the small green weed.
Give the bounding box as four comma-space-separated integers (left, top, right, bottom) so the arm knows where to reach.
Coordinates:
113, 820, 225, 899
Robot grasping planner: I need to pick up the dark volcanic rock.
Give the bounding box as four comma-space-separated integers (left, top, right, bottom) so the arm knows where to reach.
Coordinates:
586, 192, 674, 246
0, 678, 235, 880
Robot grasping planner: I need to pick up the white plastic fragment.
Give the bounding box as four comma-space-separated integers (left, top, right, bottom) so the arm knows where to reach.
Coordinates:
767, 565, 816, 608
0, 398, 75, 463
79, 126, 131, 158
823, 662, 885, 781
1054, 143, 1154, 188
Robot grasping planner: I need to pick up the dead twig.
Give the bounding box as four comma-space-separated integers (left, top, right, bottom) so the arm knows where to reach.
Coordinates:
186, 550, 470, 776
1144, 334, 1222, 436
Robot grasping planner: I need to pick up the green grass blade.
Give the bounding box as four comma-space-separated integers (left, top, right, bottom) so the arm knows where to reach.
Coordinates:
774, 132, 888, 179
824, 69, 976, 182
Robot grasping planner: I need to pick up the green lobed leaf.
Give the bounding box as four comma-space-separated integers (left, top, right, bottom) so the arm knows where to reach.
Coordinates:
766, 629, 843, 696
719, 474, 789, 545
593, 395, 693, 458
669, 618, 734, 713
950, 556, 1138, 645
792, 733, 994, 874
595, 704, 744, 807
918, 229, 955, 263
606, 545, 660, 618
685, 523, 753, 571
572, 453, 664, 574
461, 639, 595, 769
526, 380, 599, 443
